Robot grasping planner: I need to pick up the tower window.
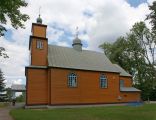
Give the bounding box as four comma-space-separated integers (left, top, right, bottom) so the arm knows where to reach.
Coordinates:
120, 80, 124, 87
100, 74, 107, 88
37, 40, 43, 49
68, 73, 77, 87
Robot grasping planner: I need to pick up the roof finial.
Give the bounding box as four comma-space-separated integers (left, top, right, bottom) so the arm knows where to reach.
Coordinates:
39, 6, 41, 17
37, 6, 42, 24
72, 26, 82, 51
76, 26, 79, 38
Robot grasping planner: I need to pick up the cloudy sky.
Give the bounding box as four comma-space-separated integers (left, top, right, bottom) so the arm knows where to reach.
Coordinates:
0, 0, 155, 87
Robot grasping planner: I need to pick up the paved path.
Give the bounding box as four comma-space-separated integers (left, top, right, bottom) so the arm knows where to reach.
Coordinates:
0, 103, 25, 120
0, 107, 13, 120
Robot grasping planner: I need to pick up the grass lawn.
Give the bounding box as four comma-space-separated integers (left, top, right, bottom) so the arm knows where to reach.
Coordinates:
0, 102, 9, 108
10, 104, 156, 120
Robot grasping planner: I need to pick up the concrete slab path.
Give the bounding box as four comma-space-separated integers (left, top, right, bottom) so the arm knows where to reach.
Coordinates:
0, 108, 13, 120
0, 102, 25, 120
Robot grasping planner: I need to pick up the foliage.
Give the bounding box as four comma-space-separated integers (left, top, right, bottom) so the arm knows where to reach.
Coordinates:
99, 37, 132, 73
0, 69, 8, 102
99, 1, 156, 100
16, 93, 25, 102
146, 1, 156, 35
10, 104, 156, 120
0, 0, 29, 58
0, 69, 5, 92
100, 21, 156, 100
0, 47, 9, 58
0, 0, 29, 36
6, 87, 12, 102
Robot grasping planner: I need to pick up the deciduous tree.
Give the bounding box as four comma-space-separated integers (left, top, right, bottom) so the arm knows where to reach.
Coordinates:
0, 0, 29, 58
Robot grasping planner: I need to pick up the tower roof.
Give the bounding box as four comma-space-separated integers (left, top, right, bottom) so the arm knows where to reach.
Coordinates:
36, 15, 42, 24
73, 37, 82, 45
72, 27, 82, 51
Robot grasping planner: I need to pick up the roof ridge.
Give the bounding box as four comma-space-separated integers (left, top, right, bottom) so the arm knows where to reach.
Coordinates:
48, 44, 105, 54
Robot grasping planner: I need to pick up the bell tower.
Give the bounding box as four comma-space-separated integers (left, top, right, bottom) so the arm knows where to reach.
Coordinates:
29, 15, 48, 66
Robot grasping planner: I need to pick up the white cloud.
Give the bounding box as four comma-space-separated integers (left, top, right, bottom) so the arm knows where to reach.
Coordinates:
13, 79, 23, 85
85, 0, 150, 50
0, 37, 28, 87
0, 0, 153, 87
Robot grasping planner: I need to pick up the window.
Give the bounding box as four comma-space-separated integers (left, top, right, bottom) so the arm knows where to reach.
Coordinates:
37, 40, 43, 49
100, 74, 107, 88
68, 73, 77, 87
120, 80, 124, 87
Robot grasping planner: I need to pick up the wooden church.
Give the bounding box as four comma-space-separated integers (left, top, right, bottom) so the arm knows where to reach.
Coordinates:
25, 15, 141, 107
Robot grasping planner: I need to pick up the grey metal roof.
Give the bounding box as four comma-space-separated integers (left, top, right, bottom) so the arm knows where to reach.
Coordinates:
11, 84, 26, 91
120, 87, 141, 92
26, 65, 47, 69
114, 64, 132, 77
48, 45, 120, 73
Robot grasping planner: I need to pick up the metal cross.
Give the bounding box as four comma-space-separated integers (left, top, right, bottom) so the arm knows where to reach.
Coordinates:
76, 26, 79, 38
39, 6, 41, 16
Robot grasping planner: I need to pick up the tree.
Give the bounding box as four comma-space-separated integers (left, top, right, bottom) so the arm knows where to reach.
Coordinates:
0, 0, 29, 58
0, 69, 5, 92
16, 93, 26, 102
0, 69, 6, 101
0, 0, 29, 37
0, 47, 9, 58
99, 37, 132, 73
99, 1, 156, 101
99, 22, 156, 100
6, 88, 12, 102
146, 1, 156, 35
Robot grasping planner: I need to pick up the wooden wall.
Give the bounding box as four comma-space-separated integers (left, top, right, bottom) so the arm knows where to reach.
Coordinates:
50, 68, 121, 105
120, 92, 141, 102
120, 76, 132, 87
30, 38, 48, 66
32, 24, 47, 38
26, 69, 48, 105
26, 67, 141, 105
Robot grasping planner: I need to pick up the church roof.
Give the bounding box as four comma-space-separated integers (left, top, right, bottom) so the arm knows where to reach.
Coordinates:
120, 87, 141, 92
113, 64, 132, 77
48, 45, 131, 76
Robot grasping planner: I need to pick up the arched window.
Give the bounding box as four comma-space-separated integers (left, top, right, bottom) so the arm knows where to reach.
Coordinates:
100, 74, 107, 88
68, 73, 77, 87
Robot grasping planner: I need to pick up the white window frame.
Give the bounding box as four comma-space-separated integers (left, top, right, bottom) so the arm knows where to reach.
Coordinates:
100, 74, 107, 88
37, 40, 43, 49
68, 73, 77, 87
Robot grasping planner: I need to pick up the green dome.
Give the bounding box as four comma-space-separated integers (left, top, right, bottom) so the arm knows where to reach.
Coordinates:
36, 15, 42, 24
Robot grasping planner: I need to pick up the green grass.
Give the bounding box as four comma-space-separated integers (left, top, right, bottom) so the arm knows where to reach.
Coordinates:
0, 102, 9, 108
10, 104, 156, 120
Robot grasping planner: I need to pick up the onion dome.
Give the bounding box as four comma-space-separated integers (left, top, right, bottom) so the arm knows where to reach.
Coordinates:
36, 15, 42, 24
72, 36, 82, 51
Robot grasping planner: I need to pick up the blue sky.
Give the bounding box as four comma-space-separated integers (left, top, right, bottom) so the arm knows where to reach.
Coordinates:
0, 0, 153, 87
127, 0, 147, 7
